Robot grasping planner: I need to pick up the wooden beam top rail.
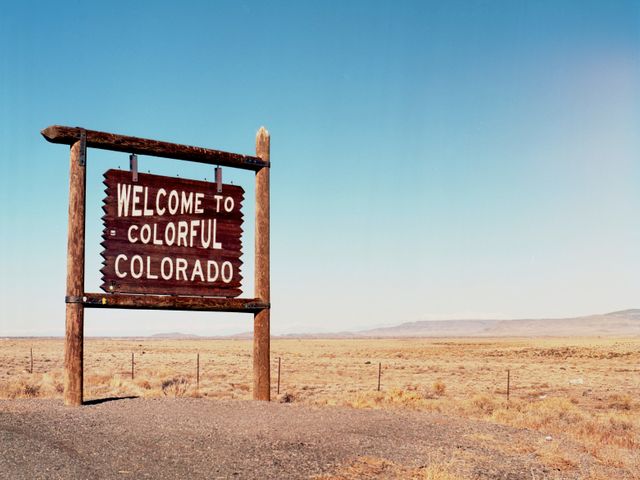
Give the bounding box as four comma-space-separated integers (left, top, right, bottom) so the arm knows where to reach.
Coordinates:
41, 125, 269, 171
81, 293, 270, 312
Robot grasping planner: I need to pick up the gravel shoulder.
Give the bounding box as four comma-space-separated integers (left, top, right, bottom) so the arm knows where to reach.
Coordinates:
0, 398, 590, 479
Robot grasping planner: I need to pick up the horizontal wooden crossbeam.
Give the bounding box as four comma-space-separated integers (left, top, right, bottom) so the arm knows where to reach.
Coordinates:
79, 293, 269, 312
41, 125, 269, 171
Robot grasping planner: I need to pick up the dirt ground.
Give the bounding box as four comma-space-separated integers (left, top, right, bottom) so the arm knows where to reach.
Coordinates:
0, 398, 597, 479
1, 337, 639, 478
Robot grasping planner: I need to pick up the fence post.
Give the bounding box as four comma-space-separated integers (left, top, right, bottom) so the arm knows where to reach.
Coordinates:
377, 362, 382, 392
277, 357, 281, 395
196, 353, 200, 391
507, 369, 510, 402
30, 348, 33, 374
131, 352, 134, 380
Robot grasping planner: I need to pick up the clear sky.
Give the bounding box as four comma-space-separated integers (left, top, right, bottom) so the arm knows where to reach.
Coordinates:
1, 1, 638, 336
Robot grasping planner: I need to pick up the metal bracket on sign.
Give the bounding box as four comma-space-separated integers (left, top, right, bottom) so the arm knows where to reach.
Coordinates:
245, 302, 271, 310
65, 295, 86, 304
130, 154, 138, 182
78, 129, 87, 166
215, 166, 222, 193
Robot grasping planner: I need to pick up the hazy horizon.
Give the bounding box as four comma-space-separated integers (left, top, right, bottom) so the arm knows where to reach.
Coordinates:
3, 308, 638, 338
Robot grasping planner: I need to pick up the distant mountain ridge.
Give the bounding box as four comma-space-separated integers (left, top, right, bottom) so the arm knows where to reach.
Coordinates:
356, 309, 640, 338
148, 310, 640, 339
150, 332, 200, 339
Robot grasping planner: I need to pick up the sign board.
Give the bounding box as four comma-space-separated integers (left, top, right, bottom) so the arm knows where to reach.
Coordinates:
43, 124, 270, 406
101, 169, 244, 297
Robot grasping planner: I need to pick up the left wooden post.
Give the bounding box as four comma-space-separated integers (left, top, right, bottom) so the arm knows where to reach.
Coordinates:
64, 137, 86, 406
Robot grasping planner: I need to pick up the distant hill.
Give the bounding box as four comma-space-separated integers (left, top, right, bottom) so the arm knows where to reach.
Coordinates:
150, 332, 201, 339
357, 309, 640, 338
147, 310, 640, 339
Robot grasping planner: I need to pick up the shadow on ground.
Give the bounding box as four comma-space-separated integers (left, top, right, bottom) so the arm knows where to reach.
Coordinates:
83, 396, 139, 405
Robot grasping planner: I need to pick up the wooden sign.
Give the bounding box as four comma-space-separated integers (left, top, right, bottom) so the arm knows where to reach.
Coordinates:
43, 125, 271, 406
101, 169, 244, 297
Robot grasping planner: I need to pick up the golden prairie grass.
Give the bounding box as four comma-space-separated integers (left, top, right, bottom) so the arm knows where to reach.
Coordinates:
315, 456, 459, 480
1, 336, 639, 478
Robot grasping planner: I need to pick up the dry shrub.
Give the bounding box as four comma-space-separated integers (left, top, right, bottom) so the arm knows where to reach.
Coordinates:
23, 383, 40, 397
189, 390, 203, 398
279, 392, 295, 403
86, 373, 113, 385
417, 462, 460, 480
534, 441, 578, 471
346, 389, 442, 412
489, 398, 638, 451
109, 375, 126, 390
585, 443, 628, 470
136, 379, 152, 390
432, 380, 446, 396
497, 398, 585, 430
315, 456, 460, 480
161, 377, 190, 397
469, 394, 498, 415
607, 394, 633, 411
5, 380, 41, 399
590, 415, 636, 449
38, 373, 64, 398
1, 372, 68, 399
346, 390, 639, 466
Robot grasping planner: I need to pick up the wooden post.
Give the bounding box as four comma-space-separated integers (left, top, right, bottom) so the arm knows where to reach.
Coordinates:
277, 357, 281, 395
131, 352, 135, 380
30, 348, 33, 374
253, 127, 270, 401
64, 138, 86, 406
377, 362, 382, 391
507, 369, 510, 402
196, 353, 200, 391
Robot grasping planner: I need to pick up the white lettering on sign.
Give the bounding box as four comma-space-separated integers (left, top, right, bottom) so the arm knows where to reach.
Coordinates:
115, 254, 128, 278
104, 170, 243, 295
115, 183, 237, 218
160, 257, 173, 280
156, 188, 166, 215
195, 193, 204, 213
168, 190, 179, 214
181, 192, 193, 214
123, 219, 224, 249
113, 255, 234, 283
117, 184, 131, 217
221, 261, 233, 283
131, 185, 144, 216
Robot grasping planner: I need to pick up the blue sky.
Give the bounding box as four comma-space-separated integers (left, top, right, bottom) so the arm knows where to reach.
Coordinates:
1, 1, 638, 336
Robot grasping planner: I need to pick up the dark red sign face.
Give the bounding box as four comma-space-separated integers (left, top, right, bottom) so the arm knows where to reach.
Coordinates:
101, 169, 243, 297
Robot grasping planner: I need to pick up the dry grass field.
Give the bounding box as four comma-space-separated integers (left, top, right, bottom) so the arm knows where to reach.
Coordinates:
1, 336, 639, 479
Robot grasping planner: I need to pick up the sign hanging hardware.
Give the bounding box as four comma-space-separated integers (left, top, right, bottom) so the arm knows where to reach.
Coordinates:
215, 166, 222, 193
65, 295, 86, 304
129, 154, 138, 182
78, 129, 87, 166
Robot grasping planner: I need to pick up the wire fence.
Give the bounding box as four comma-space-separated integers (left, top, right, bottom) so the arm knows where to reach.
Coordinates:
5, 345, 529, 404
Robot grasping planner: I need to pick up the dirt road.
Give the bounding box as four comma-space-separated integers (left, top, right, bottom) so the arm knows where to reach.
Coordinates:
0, 398, 587, 479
